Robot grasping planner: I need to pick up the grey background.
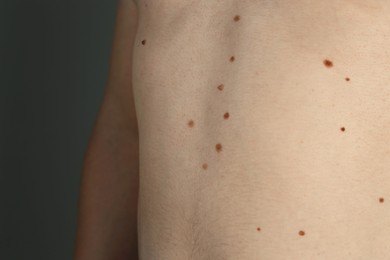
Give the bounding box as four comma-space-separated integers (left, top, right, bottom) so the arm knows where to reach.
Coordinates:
1, 1, 119, 259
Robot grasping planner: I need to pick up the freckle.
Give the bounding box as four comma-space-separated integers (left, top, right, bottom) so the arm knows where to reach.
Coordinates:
141, 39, 146, 45
188, 120, 194, 128
323, 59, 333, 68
217, 84, 224, 91
299, 230, 305, 236
233, 15, 240, 22
340, 127, 345, 132
202, 163, 208, 170
230, 56, 235, 62
216, 143, 222, 153
345, 77, 350, 81
257, 227, 261, 232
379, 197, 385, 203
223, 112, 230, 119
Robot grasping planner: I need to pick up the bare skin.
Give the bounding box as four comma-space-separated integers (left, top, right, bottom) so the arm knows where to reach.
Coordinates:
75, 0, 390, 259
73, 1, 139, 259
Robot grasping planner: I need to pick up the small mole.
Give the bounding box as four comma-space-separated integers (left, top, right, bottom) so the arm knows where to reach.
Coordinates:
233, 15, 240, 22
141, 39, 146, 45
216, 143, 222, 153
202, 163, 208, 170
345, 77, 350, 81
340, 127, 346, 132
379, 197, 385, 203
223, 112, 230, 119
323, 59, 333, 68
217, 84, 224, 91
299, 230, 305, 236
188, 120, 194, 128
230, 56, 235, 62
257, 227, 261, 232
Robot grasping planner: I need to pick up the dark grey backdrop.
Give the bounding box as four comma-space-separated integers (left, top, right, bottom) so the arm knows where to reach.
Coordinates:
1, 1, 119, 259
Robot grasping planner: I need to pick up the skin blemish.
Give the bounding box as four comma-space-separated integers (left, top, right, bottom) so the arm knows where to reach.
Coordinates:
217, 84, 224, 91
323, 59, 333, 68
202, 163, 208, 170
345, 77, 350, 81
223, 112, 230, 119
230, 56, 235, 62
379, 197, 385, 203
233, 15, 240, 22
257, 227, 261, 232
299, 230, 305, 236
340, 127, 346, 132
188, 120, 194, 128
141, 39, 146, 45
216, 143, 222, 153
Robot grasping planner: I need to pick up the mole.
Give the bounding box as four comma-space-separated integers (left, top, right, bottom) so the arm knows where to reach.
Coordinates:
340, 127, 346, 132
188, 120, 194, 128
202, 163, 208, 170
379, 197, 385, 203
230, 56, 235, 62
223, 112, 230, 119
345, 77, 350, 81
216, 143, 222, 153
233, 15, 240, 22
299, 230, 305, 236
256, 227, 261, 232
323, 59, 333, 68
217, 84, 224, 91
141, 39, 146, 45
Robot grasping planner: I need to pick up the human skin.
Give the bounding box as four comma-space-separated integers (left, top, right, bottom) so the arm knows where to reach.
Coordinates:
133, 0, 390, 259
75, 0, 390, 259
73, 1, 139, 259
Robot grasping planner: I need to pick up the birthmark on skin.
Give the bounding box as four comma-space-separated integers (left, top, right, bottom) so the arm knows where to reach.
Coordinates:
188, 120, 194, 128
323, 59, 333, 68
379, 197, 385, 203
202, 163, 208, 170
223, 112, 230, 119
141, 39, 146, 45
298, 230, 306, 236
217, 84, 224, 91
345, 77, 350, 82
340, 127, 346, 132
233, 15, 240, 22
230, 56, 235, 62
256, 227, 261, 232
216, 143, 222, 153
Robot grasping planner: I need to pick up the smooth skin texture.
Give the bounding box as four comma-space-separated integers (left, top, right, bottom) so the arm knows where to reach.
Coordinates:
75, 0, 390, 259
73, 0, 139, 259
133, 1, 390, 259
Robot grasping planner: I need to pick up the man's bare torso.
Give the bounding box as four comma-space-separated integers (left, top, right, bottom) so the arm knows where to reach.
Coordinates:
132, 1, 390, 259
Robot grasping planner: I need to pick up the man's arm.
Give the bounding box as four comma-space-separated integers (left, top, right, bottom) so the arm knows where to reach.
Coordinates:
74, 1, 139, 259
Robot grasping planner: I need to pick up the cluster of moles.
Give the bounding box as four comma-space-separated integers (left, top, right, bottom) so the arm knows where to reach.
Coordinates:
140, 14, 386, 237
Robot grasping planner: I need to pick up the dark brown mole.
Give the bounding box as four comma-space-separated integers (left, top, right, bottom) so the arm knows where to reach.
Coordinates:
379, 197, 385, 203
224, 112, 230, 119
345, 77, 350, 81
323, 59, 333, 68
202, 163, 208, 170
230, 56, 235, 62
340, 127, 346, 132
257, 227, 261, 232
216, 143, 222, 153
217, 84, 224, 91
141, 39, 146, 45
233, 15, 240, 22
299, 230, 305, 236
188, 120, 194, 128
